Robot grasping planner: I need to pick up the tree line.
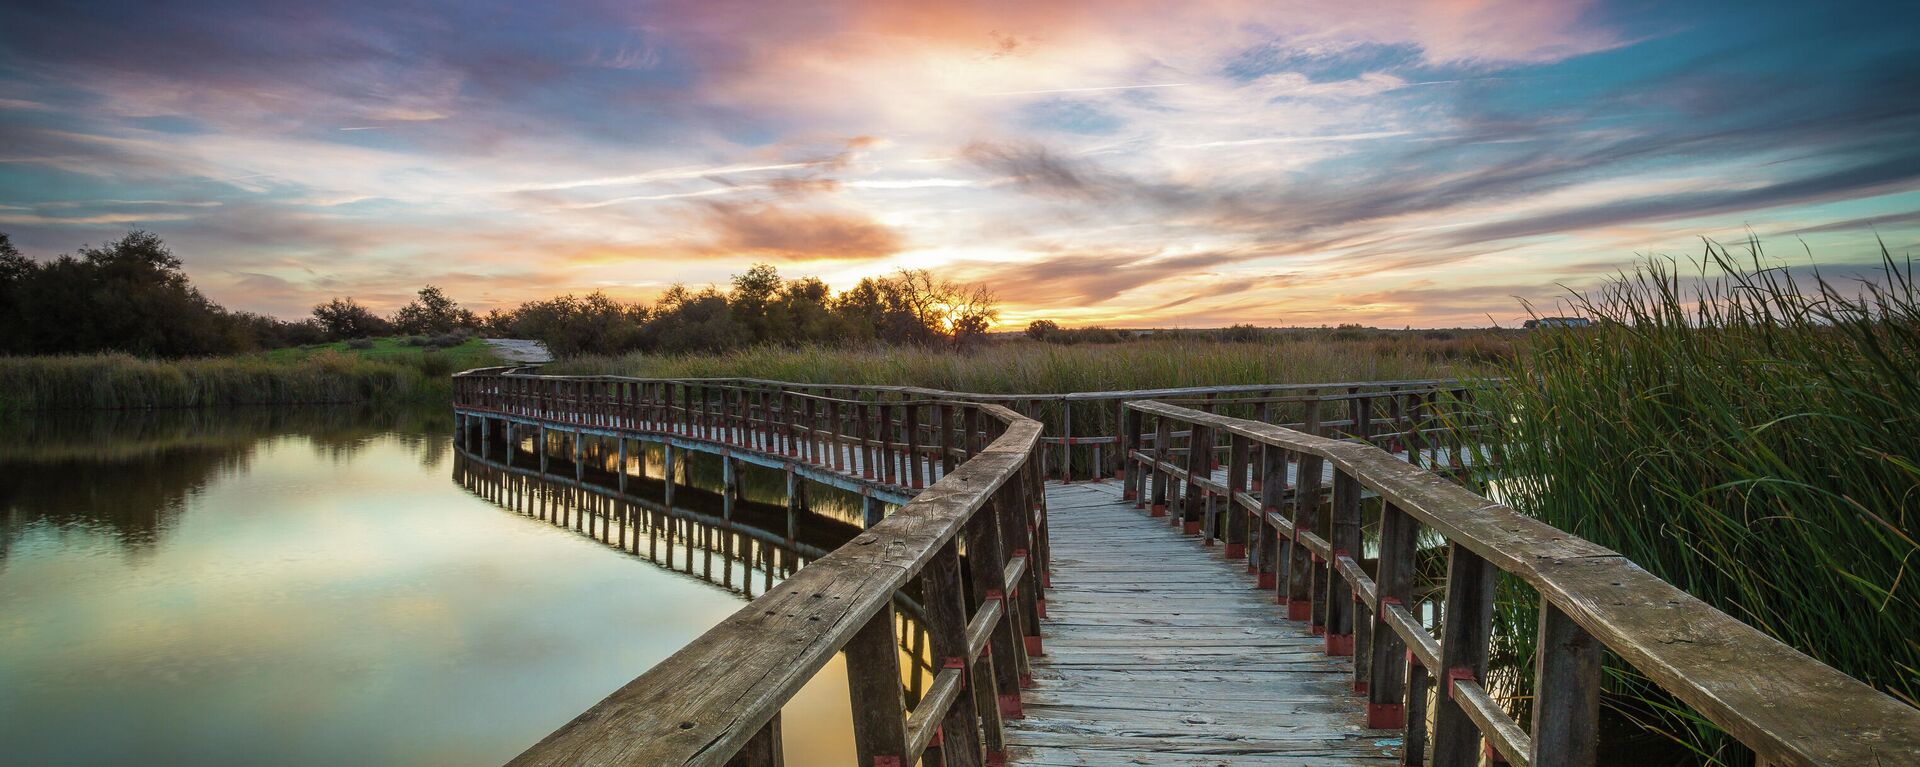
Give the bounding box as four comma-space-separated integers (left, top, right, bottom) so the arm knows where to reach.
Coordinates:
0, 231, 998, 358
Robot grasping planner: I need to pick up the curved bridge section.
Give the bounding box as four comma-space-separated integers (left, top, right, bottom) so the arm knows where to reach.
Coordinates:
453, 369, 1918, 767
454, 368, 1049, 767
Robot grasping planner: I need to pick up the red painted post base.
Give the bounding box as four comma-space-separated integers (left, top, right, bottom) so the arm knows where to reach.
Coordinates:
1325, 633, 1353, 656
1182, 521, 1201, 535
986, 750, 1008, 767
1036, 598, 1047, 618
1149, 504, 1167, 517
1224, 543, 1245, 559
1366, 703, 1406, 729
1288, 601, 1313, 621
998, 693, 1025, 719
1122, 489, 1136, 501
1354, 680, 1369, 695
1258, 573, 1277, 589
1019, 673, 1033, 688
1024, 636, 1044, 657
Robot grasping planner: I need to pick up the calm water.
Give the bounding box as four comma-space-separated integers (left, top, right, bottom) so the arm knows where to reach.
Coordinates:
0, 407, 874, 766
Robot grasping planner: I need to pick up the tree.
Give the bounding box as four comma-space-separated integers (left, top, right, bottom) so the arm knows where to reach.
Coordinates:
312, 297, 390, 339
391, 285, 474, 335
1025, 319, 1060, 341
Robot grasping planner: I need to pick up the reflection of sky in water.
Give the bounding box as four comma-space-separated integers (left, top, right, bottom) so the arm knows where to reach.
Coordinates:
0, 426, 856, 766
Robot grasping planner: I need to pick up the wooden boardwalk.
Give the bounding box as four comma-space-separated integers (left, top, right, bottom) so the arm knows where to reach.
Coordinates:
1007, 480, 1399, 766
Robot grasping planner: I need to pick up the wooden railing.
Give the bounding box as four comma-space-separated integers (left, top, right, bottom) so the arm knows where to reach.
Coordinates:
452, 368, 1048, 766
465, 370, 1482, 481
1124, 400, 1920, 767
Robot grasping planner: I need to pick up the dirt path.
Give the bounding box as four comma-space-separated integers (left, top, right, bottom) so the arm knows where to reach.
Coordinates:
482, 338, 553, 364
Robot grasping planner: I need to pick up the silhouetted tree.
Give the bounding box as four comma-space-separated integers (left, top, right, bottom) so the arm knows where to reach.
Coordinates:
391, 285, 475, 334
1025, 319, 1059, 341
311, 297, 390, 340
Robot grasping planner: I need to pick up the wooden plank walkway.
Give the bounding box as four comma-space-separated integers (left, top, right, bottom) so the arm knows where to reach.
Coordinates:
1006, 480, 1401, 766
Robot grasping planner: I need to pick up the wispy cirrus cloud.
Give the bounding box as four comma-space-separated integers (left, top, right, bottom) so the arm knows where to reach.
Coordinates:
0, 0, 1915, 326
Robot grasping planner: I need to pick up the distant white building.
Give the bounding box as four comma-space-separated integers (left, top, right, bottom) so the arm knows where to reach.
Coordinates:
1524, 316, 1592, 329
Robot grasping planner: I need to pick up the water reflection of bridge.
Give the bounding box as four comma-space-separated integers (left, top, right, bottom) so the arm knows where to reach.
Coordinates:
450, 444, 938, 702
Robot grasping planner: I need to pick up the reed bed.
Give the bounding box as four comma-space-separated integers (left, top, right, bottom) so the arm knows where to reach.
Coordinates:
0, 351, 451, 411
552, 333, 1510, 393
1477, 242, 1919, 762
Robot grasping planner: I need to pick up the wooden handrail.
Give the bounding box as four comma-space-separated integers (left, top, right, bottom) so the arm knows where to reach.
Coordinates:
451, 369, 1048, 766
1125, 399, 1920, 767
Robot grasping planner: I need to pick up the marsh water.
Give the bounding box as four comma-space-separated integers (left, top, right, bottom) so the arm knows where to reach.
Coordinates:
0, 406, 897, 766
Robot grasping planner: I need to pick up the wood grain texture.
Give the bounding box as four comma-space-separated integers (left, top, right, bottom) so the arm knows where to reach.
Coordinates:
1005, 481, 1398, 766
1124, 399, 1920, 767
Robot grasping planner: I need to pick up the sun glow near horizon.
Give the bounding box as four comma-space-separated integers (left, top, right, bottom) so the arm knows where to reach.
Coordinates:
1, 1, 1917, 328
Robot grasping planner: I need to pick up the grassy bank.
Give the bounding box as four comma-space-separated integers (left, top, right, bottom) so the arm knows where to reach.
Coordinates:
551, 331, 1514, 392
0, 338, 501, 412
1478, 245, 1919, 762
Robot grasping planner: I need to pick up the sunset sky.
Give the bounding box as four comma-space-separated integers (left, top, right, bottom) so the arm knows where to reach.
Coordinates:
2, 0, 1917, 327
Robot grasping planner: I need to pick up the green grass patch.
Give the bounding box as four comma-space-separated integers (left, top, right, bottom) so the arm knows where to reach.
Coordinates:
0, 337, 502, 412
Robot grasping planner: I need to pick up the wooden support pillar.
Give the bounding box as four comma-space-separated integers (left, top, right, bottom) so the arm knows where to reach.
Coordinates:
922, 543, 986, 767
1257, 445, 1286, 592
1432, 543, 1496, 767
845, 606, 908, 767
1148, 416, 1172, 516
537, 424, 548, 475
663, 442, 677, 509
863, 494, 883, 529
1122, 406, 1144, 502
1326, 469, 1361, 657
1180, 423, 1211, 536
1224, 434, 1249, 560
1530, 600, 1601, 767
504, 421, 514, 468
1059, 401, 1072, 482
722, 453, 738, 522
1368, 503, 1416, 729
616, 438, 627, 493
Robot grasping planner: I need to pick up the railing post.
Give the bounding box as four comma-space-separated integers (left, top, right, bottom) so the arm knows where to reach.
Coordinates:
1225, 434, 1249, 560
879, 402, 897, 486
962, 509, 1011, 762
1369, 502, 1415, 729
1288, 445, 1323, 623
922, 541, 986, 767
1531, 599, 1601, 767
1122, 405, 1144, 502
1433, 542, 1496, 767
1326, 468, 1359, 656
1149, 416, 1172, 516
725, 713, 783, 767
1059, 400, 1072, 482
845, 605, 909, 767
1257, 444, 1285, 593
906, 403, 924, 489
1180, 422, 1211, 536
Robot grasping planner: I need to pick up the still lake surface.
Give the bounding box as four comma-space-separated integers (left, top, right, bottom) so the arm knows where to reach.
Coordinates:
0, 406, 874, 766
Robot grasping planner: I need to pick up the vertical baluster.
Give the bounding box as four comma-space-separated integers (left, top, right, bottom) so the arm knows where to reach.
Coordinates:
1059, 400, 1073, 482
845, 605, 908, 767
1531, 599, 1601, 767
725, 713, 783, 767
1180, 422, 1211, 536
1326, 469, 1360, 656
962, 508, 1010, 762
879, 401, 898, 486
1294, 399, 1325, 626
1225, 434, 1249, 559
922, 541, 985, 767
1122, 406, 1144, 504
1369, 503, 1415, 728
905, 403, 924, 488
1432, 543, 1496, 767
828, 398, 845, 472
1258, 444, 1286, 593
1149, 416, 1173, 517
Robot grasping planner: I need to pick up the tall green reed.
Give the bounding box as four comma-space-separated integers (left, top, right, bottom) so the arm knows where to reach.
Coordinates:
1477, 240, 1918, 763
0, 351, 456, 411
